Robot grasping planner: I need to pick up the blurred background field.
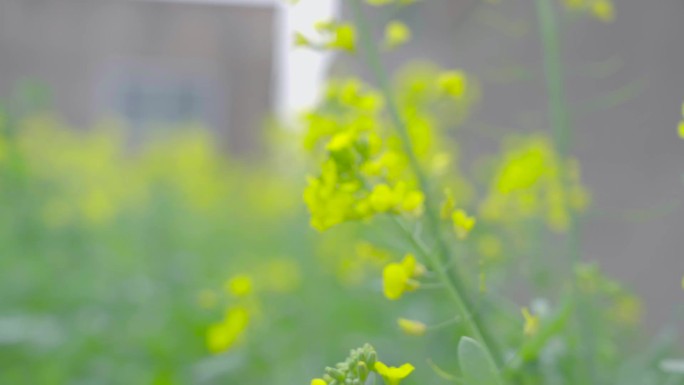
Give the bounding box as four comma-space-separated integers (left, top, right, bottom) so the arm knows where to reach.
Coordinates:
0, 0, 684, 384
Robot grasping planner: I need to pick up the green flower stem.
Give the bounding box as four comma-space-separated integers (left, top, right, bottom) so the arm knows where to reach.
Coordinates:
349, 0, 504, 371
533, 0, 597, 383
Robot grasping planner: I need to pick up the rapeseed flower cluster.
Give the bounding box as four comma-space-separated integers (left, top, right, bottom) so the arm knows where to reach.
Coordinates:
295, 21, 356, 52
310, 344, 414, 385
205, 274, 256, 354
480, 134, 590, 232
3, 113, 301, 232
206, 306, 250, 354
303, 65, 476, 231
203, 258, 303, 354
303, 79, 425, 230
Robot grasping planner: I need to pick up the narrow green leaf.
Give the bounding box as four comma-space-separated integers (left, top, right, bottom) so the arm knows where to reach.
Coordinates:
458, 336, 503, 385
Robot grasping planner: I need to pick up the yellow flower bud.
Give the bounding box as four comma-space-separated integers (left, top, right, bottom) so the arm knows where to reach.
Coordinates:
397, 318, 427, 336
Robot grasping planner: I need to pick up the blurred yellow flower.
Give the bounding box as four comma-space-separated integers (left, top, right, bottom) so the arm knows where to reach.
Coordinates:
206, 307, 250, 353
438, 71, 468, 100
591, 0, 614, 22
384, 21, 411, 50
480, 135, 589, 233
383, 264, 410, 300
397, 318, 427, 336
294, 32, 311, 47
400, 253, 426, 277
310, 379, 327, 385
225, 274, 253, 298
452, 209, 476, 239
374, 362, 415, 385
369, 184, 396, 212
609, 295, 642, 326
521, 307, 540, 336
382, 254, 422, 300
327, 24, 356, 52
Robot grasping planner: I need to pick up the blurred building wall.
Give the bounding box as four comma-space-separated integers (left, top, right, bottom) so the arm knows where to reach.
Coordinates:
337, 0, 684, 330
0, 0, 276, 156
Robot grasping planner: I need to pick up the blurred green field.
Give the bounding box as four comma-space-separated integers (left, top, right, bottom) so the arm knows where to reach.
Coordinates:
1, 1, 683, 382
0, 79, 675, 384
0, 110, 458, 384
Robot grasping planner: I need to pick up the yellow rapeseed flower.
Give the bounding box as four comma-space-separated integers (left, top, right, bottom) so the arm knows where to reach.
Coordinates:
397, 318, 427, 336
225, 274, 253, 297
384, 21, 411, 50
327, 24, 356, 52
452, 209, 476, 239
374, 362, 415, 385
383, 263, 410, 300
382, 254, 423, 300
401, 190, 424, 213
678, 120, 684, 140
310, 378, 327, 385
400, 253, 426, 277
437, 71, 468, 100
206, 307, 250, 353
369, 184, 396, 212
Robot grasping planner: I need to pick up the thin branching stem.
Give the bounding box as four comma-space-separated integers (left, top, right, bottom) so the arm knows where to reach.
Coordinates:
534, 0, 597, 383
349, 0, 504, 371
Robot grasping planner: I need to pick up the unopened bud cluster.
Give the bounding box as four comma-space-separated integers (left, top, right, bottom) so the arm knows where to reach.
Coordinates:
317, 344, 377, 385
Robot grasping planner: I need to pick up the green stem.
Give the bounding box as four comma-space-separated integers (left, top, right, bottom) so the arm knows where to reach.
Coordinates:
349, 0, 504, 370
534, 0, 597, 383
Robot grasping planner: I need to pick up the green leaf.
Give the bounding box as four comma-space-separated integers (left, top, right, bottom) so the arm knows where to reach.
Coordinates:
458, 336, 503, 385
